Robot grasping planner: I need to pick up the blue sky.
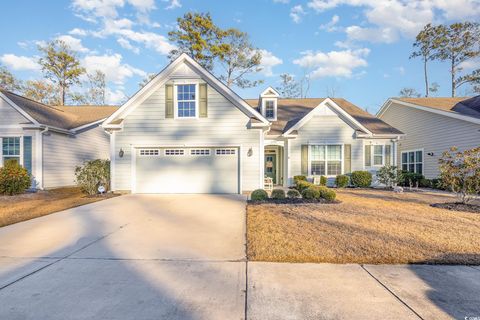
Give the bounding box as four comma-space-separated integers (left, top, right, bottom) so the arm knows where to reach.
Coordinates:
1, 0, 479, 112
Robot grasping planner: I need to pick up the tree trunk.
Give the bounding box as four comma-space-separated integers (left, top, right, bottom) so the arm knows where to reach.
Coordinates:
451, 56, 455, 97
61, 85, 65, 106
424, 57, 429, 97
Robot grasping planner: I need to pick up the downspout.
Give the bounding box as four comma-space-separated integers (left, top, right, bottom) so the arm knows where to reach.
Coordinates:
37, 127, 49, 190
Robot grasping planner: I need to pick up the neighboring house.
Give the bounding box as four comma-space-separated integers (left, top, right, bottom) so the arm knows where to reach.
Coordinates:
377, 96, 480, 179
0, 89, 118, 189
103, 53, 403, 194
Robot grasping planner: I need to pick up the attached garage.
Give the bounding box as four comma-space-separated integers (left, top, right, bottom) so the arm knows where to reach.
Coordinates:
134, 147, 240, 194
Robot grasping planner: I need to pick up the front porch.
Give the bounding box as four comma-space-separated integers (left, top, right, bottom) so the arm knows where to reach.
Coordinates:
264, 143, 285, 188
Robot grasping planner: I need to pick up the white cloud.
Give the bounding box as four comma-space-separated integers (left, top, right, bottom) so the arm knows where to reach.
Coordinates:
0, 54, 40, 71
82, 53, 146, 85
117, 38, 140, 54
258, 50, 283, 76
273, 0, 290, 3
69, 28, 88, 36
395, 66, 405, 75
163, 0, 181, 10
290, 5, 306, 23
56, 35, 90, 52
106, 88, 127, 104
127, 0, 155, 12
293, 48, 370, 79
306, 0, 480, 44
72, 0, 124, 18
319, 14, 340, 32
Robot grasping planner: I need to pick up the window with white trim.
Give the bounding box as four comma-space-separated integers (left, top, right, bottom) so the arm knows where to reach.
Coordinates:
310, 145, 342, 176
262, 98, 277, 120
176, 84, 196, 118
216, 149, 236, 155
373, 145, 384, 166
165, 149, 185, 156
2, 137, 21, 165
401, 150, 423, 174
190, 149, 211, 156
139, 149, 160, 156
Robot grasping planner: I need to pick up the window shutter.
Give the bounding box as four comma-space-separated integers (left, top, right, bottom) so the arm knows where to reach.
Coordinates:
364, 145, 371, 167
344, 144, 351, 174
165, 84, 174, 118
301, 145, 308, 175
385, 145, 391, 165
23, 136, 32, 174
199, 83, 207, 118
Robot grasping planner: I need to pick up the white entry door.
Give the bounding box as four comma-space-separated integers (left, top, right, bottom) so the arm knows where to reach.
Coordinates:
135, 147, 239, 194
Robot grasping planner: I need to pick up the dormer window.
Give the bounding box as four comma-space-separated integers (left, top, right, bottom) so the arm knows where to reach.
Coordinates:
263, 99, 277, 120
260, 86, 280, 121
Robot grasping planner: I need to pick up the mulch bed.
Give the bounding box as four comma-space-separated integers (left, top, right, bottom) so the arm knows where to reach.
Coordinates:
248, 198, 340, 205
431, 202, 480, 214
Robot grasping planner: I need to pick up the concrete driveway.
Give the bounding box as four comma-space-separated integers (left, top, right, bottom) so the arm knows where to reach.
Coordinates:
1, 194, 479, 320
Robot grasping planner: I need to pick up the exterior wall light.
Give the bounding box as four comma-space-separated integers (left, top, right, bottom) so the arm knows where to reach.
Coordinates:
119, 148, 124, 158
427, 152, 434, 156
247, 148, 253, 157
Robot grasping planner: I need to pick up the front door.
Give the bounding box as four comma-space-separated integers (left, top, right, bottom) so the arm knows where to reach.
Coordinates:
264, 154, 276, 184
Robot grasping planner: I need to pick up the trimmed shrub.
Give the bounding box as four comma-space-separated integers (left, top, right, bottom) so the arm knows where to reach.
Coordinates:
351, 171, 372, 188
296, 180, 313, 193
319, 175, 327, 186
271, 189, 286, 200
287, 189, 301, 199
399, 172, 424, 187
335, 175, 349, 188
302, 187, 320, 200
293, 175, 307, 184
377, 165, 400, 188
0, 161, 31, 195
251, 189, 268, 201
419, 178, 432, 188
74, 159, 110, 195
431, 178, 444, 190
317, 186, 336, 201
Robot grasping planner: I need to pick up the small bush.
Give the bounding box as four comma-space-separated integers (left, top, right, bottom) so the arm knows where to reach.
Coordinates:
287, 189, 301, 199
302, 187, 320, 200
296, 180, 313, 192
251, 189, 268, 201
320, 176, 327, 186
419, 178, 432, 188
399, 172, 424, 187
74, 159, 110, 195
318, 186, 336, 201
431, 178, 444, 190
293, 175, 307, 184
351, 171, 372, 187
0, 161, 31, 195
271, 189, 286, 200
377, 165, 400, 188
335, 175, 349, 188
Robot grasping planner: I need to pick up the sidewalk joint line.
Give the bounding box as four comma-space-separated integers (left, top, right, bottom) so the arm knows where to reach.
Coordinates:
360, 264, 424, 320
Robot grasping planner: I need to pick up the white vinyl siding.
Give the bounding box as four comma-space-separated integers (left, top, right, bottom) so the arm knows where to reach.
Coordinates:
0, 97, 32, 125
114, 75, 261, 192
379, 102, 480, 178
289, 111, 363, 185
43, 126, 110, 188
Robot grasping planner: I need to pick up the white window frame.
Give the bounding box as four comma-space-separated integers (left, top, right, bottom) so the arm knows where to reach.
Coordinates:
373, 145, 385, 167
174, 83, 198, 119
261, 98, 277, 121
216, 148, 236, 156
164, 149, 185, 156
190, 149, 211, 156
308, 144, 343, 177
0, 136, 24, 167
401, 149, 424, 174
139, 149, 160, 156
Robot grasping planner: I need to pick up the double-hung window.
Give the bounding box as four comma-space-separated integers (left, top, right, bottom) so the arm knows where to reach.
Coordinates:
310, 145, 342, 176
176, 84, 196, 118
265, 100, 275, 119
2, 137, 21, 165
401, 150, 423, 174
373, 145, 384, 166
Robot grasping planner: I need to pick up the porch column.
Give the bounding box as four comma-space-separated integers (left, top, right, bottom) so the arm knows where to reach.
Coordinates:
283, 139, 290, 187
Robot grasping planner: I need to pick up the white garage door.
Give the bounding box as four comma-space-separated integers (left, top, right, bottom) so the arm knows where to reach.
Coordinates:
135, 147, 239, 194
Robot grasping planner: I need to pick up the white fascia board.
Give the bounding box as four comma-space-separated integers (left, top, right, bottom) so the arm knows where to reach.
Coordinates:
0, 92, 40, 125
260, 86, 280, 97
282, 98, 372, 136
380, 98, 480, 125
103, 53, 270, 126
71, 118, 106, 132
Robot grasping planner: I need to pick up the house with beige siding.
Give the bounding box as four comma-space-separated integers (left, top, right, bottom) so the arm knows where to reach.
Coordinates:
377, 96, 480, 179
103, 53, 403, 194
0, 89, 118, 189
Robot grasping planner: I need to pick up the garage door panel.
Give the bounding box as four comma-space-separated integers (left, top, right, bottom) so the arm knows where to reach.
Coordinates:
135, 147, 239, 194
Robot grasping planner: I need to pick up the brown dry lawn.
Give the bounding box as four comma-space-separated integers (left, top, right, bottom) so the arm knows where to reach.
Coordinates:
247, 189, 480, 264
0, 187, 118, 227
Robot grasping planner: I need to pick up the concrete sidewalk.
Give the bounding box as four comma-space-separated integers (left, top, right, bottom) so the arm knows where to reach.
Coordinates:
0, 194, 479, 319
